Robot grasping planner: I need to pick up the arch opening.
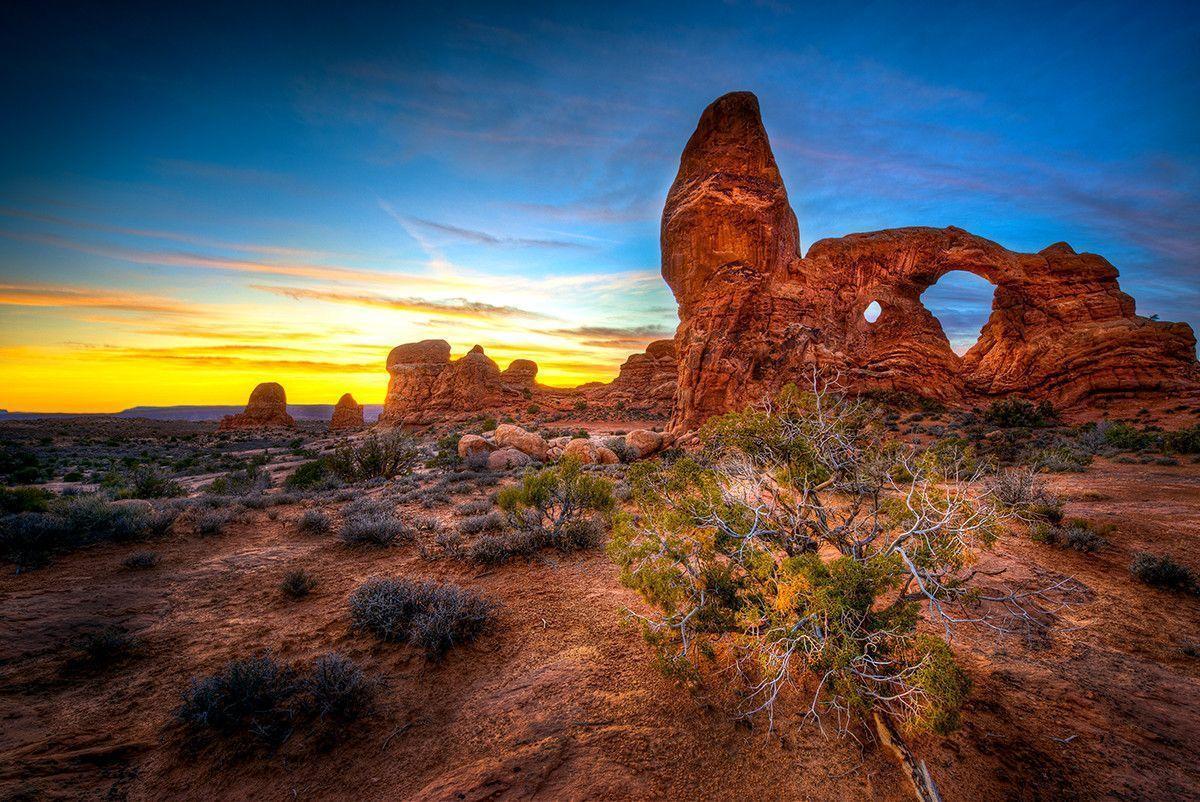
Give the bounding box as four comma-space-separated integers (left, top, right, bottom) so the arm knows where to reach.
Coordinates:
919, 270, 996, 355
863, 300, 882, 323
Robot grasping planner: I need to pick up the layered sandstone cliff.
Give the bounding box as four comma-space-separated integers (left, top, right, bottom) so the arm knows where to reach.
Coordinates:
663, 92, 1199, 431
218, 382, 295, 430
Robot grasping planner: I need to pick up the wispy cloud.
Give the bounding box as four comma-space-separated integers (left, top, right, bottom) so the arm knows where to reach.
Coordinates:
0, 205, 343, 260
0, 282, 196, 316
0, 228, 455, 287
253, 284, 557, 321
404, 216, 593, 251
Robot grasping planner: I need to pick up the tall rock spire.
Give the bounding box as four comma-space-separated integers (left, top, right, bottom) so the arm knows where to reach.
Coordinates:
661, 91, 801, 315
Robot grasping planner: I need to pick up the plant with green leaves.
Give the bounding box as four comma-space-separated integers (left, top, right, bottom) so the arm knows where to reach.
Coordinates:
329, 430, 421, 481
497, 457, 615, 544
609, 378, 1064, 802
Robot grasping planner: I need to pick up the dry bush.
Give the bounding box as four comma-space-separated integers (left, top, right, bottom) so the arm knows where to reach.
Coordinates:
280, 568, 317, 599
349, 577, 493, 658
339, 498, 408, 546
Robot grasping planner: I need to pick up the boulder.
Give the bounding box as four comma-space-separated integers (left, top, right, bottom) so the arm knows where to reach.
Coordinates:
561, 438, 599, 464
218, 382, 295, 430
458, 434, 496, 461
487, 447, 532, 471
594, 445, 620, 465
329, 393, 364, 430
493, 423, 548, 461
625, 429, 663, 458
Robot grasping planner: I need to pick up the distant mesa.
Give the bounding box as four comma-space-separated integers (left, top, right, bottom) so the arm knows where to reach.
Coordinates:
217, 382, 296, 430
661, 91, 1199, 430
329, 392, 364, 431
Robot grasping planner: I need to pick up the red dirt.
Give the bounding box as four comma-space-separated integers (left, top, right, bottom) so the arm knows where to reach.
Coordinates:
2, 459, 1198, 800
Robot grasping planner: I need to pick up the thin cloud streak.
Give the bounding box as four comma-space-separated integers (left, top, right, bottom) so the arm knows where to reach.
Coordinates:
253, 284, 557, 322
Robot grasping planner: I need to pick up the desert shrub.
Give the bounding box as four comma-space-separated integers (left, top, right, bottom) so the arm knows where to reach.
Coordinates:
986, 468, 1063, 522
1026, 446, 1092, 473
339, 497, 408, 546
74, 625, 140, 667
329, 431, 420, 481
458, 511, 504, 535
426, 432, 463, 468
1162, 425, 1200, 454
0, 495, 178, 567
455, 497, 494, 517
0, 486, 50, 514
285, 459, 334, 490
123, 550, 160, 570
301, 653, 376, 723
600, 436, 639, 463
298, 509, 331, 534
196, 509, 233, 537
281, 568, 317, 598
608, 380, 1034, 800
1130, 553, 1198, 593
1033, 519, 1110, 552
1102, 422, 1157, 452
125, 467, 185, 500
468, 528, 546, 564
348, 577, 492, 658
496, 457, 614, 540
177, 654, 298, 746
207, 465, 272, 496
982, 398, 1057, 428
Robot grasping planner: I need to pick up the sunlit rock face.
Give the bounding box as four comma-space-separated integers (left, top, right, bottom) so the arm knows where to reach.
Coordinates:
662, 91, 1200, 431
378, 341, 540, 426
218, 382, 295, 430
581, 339, 677, 416
329, 393, 364, 431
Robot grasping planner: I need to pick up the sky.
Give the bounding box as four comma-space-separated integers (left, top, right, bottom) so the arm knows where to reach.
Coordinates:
1, 0, 1197, 411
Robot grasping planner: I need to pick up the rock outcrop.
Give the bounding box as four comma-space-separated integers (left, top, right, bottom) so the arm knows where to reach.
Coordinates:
329, 393, 364, 431
218, 382, 295, 430
584, 340, 677, 417
663, 91, 1200, 431
379, 342, 540, 426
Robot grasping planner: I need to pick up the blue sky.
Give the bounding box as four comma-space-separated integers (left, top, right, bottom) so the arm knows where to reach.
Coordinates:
1, 0, 1196, 409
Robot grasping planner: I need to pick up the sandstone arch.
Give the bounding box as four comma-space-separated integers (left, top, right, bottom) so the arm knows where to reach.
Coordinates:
663, 92, 1199, 431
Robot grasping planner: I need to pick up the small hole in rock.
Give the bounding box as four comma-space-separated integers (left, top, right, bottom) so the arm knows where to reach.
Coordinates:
863, 300, 882, 323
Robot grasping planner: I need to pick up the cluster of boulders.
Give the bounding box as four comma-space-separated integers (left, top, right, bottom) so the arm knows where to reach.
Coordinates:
457, 423, 667, 470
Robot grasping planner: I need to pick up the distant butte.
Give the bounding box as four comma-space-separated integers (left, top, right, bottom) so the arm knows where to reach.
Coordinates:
329, 393, 364, 431
661, 91, 1199, 431
218, 382, 295, 430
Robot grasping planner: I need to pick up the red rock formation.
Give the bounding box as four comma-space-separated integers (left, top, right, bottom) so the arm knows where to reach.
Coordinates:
218, 382, 295, 430
583, 339, 677, 416
329, 393, 364, 431
379, 342, 541, 425
663, 91, 1200, 431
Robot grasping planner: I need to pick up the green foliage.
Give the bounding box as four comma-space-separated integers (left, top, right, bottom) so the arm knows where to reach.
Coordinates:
982, 398, 1057, 428
0, 486, 50, 514
1102, 422, 1157, 451
1162, 425, 1200, 454
610, 384, 1003, 736
285, 458, 332, 490
329, 430, 420, 481
1130, 552, 1197, 594
497, 457, 615, 538
0, 494, 178, 567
